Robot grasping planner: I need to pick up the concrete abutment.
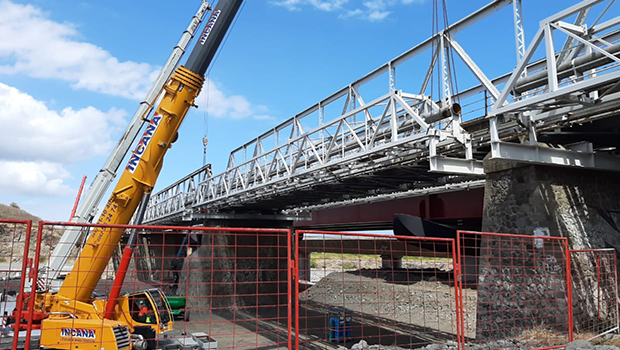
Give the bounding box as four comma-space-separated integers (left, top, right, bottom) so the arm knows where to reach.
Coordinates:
178, 219, 292, 317
481, 161, 620, 247
477, 160, 620, 339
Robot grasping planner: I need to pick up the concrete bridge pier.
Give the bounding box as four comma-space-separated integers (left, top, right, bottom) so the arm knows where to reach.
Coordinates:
481, 160, 620, 248
180, 219, 292, 316
381, 254, 403, 269
475, 160, 620, 339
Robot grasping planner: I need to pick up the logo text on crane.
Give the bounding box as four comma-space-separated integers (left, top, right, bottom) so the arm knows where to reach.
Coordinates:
60, 328, 96, 339
126, 114, 162, 173
199, 9, 221, 45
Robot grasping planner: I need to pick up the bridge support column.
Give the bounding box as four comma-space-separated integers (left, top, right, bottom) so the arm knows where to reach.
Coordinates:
482, 161, 620, 247
474, 160, 620, 340
380, 254, 403, 269
180, 219, 293, 316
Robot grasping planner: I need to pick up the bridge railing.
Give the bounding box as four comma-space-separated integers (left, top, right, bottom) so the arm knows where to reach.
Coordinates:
144, 166, 212, 223
145, 1, 533, 223
193, 91, 456, 209
145, 0, 620, 224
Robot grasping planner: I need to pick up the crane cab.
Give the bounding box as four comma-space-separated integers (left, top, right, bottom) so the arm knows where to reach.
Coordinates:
39, 289, 173, 350
121, 289, 174, 334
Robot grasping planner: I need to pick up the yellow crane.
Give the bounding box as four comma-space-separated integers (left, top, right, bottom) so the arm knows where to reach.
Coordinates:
15, 1, 245, 349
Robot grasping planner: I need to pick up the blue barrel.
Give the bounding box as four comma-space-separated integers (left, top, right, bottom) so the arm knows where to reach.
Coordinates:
328, 312, 351, 342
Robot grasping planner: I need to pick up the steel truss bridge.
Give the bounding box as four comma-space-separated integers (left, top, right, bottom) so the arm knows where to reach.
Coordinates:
144, 0, 620, 225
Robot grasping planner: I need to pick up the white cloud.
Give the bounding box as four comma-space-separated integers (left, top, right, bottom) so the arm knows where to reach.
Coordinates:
273, 0, 424, 21
0, 78, 272, 197
0, 161, 73, 196
272, 0, 304, 11
199, 79, 274, 121
0, 1, 158, 100
0, 2, 276, 217
339, 0, 398, 21
0, 82, 126, 163
367, 10, 391, 21
0, 82, 126, 196
272, 0, 347, 11
0, 1, 268, 122
309, 0, 348, 11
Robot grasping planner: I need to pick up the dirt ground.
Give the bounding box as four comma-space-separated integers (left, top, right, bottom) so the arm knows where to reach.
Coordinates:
163, 266, 475, 350
165, 310, 291, 350
300, 269, 477, 342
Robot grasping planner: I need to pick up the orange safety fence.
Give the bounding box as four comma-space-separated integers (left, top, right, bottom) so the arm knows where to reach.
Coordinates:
0, 219, 618, 350
457, 230, 573, 350
294, 230, 460, 350
570, 249, 619, 340
0, 219, 38, 350
34, 221, 292, 350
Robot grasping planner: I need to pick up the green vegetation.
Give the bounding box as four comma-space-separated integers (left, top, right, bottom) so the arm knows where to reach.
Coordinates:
402, 256, 452, 262
307, 252, 453, 271
309, 253, 378, 270
309, 259, 317, 268
311, 253, 379, 260
341, 262, 356, 270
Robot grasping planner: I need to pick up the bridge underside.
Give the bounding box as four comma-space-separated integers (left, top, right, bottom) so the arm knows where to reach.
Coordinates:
293, 187, 484, 231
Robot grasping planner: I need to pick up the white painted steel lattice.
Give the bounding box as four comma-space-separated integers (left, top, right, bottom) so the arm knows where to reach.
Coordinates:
145, 0, 620, 224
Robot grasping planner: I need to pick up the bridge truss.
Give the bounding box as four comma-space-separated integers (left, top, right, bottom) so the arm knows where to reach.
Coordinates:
144, 0, 620, 224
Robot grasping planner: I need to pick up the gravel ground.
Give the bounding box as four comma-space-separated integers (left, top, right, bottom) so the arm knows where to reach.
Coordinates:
335, 339, 620, 350
301, 269, 477, 338
304, 269, 620, 350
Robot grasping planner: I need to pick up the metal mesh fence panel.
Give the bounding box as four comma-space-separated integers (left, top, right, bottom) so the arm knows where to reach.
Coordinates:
29, 222, 292, 350
295, 230, 459, 350
0, 219, 39, 350
457, 230, 572, 350
7, 220, 620, 350
570, 249, 619, 340
156, 226, 292, 350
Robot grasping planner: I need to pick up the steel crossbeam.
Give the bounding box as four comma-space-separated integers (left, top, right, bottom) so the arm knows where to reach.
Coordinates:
144, 0, 620, 224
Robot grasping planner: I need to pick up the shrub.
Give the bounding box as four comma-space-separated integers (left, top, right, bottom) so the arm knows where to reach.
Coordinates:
342, 261, 356, 270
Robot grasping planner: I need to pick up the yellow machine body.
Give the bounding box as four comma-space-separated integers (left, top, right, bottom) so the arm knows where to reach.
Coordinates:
40, 318, 131, 350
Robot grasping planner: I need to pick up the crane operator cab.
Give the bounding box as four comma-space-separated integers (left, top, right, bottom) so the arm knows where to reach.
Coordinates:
125, 289, 173, 328
134, 298, 155, 324
122, 289, 174, 349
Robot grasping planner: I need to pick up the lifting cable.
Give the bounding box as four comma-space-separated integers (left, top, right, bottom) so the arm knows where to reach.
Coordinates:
203, 81, 209, 167
200, 0, 248, 167
443, 0, 460, 105
430, 0, 459, 106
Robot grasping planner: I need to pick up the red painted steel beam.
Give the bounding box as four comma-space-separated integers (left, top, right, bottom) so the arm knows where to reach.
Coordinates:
295, 187, 484, 228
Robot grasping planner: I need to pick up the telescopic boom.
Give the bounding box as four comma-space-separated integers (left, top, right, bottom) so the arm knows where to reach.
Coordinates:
53, 0, 244, 310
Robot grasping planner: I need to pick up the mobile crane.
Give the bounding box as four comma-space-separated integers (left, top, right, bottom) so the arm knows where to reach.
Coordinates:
42, 0, 212, 289
19, 1, 245, 349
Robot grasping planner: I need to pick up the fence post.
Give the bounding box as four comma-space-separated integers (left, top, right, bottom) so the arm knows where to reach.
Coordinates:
565, 239, 573, 342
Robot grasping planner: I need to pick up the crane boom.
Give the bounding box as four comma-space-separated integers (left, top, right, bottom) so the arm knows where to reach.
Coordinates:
44, 0, 212, 283
25, 2, 247, 348
55, 0, 244, 305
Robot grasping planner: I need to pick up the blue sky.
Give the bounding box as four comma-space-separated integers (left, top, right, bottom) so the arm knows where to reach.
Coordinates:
0, 0, 595, 220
